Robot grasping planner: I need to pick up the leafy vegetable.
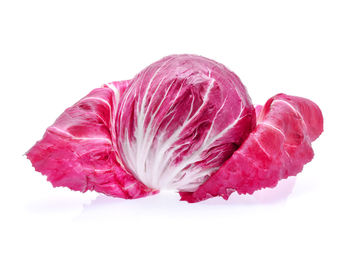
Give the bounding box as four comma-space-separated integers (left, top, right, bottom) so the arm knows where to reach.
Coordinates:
27, 55, 323, 202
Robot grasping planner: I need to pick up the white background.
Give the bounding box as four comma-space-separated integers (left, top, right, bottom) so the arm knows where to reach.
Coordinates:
1, 0, 349, 258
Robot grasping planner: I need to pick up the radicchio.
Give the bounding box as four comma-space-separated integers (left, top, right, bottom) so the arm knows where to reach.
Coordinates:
27, 54, 323, 202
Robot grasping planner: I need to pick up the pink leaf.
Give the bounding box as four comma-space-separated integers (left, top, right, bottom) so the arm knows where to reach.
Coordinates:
180, 94, 323, 202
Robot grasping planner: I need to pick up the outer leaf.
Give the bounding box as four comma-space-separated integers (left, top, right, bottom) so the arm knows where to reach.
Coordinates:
27, 81, 157, 198
180, 94, 323, 202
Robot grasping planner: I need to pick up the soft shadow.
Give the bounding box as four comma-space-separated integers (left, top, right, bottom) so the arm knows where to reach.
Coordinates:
27, 199, 83, 213
76, 177, 297, 220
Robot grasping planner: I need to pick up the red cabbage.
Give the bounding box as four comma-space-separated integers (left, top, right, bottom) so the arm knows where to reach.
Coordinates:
27, 54, 323, 202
